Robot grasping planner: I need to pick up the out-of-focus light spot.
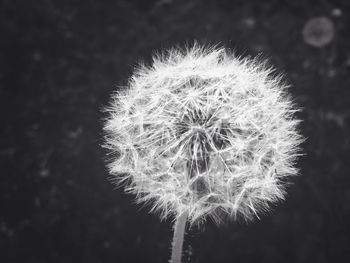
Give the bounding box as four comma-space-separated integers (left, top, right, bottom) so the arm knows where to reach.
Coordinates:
331, 8, 342, 17
39, 168, 50, 178
302, 17, 335, 48
67, 127, 83, 139
103, 241, 111, 248
324, 111, 347, 127
242, 17, 255, 29
33, 51, 42, 61
326, 68, 336, 78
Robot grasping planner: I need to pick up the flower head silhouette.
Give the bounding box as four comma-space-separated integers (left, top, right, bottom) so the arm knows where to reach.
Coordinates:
103, 44, 303, 226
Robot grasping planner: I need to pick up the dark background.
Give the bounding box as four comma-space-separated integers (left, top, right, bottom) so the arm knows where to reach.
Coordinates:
1, 0, 350, 262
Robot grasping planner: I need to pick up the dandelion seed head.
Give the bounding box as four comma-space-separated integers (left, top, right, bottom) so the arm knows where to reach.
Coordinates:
103, 43, 304, 225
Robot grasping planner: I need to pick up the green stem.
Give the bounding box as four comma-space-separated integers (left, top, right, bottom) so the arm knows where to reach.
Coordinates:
170, 211, 188, 263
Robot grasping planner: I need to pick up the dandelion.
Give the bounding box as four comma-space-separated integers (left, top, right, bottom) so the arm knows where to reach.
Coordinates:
103, 43, 304, 263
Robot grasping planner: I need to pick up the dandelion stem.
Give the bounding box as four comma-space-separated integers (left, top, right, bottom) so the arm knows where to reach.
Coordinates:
170, 210, 188, 263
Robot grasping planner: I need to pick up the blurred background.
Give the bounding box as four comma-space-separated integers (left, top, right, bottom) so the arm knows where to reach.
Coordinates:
1, 0, 350, 262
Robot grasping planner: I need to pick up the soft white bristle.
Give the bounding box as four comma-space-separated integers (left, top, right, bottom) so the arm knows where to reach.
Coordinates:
103, 43, 304, 225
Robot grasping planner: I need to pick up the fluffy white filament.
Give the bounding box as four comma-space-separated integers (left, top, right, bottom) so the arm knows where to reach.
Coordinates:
103, 44, 303, 225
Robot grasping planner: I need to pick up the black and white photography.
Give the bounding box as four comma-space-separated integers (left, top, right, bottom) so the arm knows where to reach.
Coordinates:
1, 0, 349, 262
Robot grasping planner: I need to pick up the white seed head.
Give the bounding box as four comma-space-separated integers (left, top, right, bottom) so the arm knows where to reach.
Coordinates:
103, 43, 304, 225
